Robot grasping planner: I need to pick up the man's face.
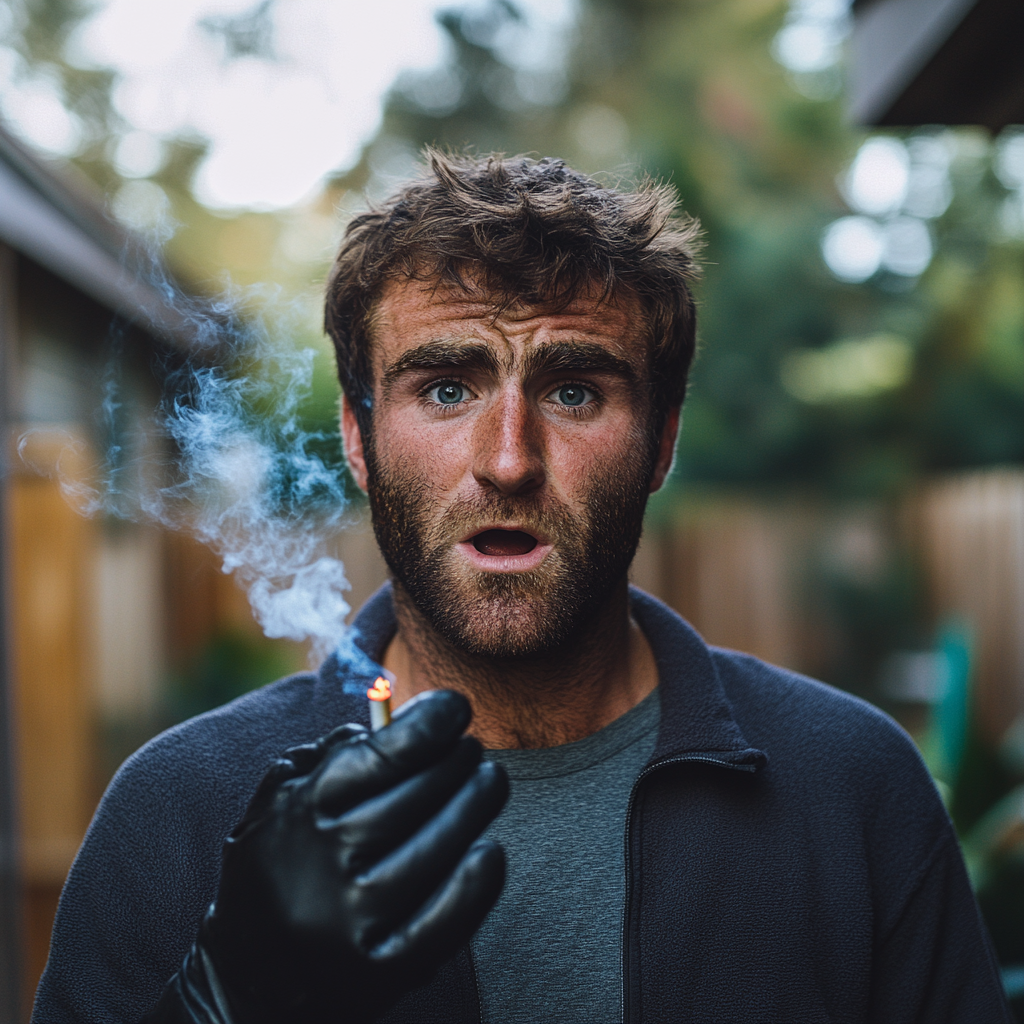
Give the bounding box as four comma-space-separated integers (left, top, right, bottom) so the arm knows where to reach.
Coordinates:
342, 279, 678, 659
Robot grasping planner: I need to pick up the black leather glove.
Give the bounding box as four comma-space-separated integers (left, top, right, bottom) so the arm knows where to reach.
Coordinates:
142, 690, 508, 1024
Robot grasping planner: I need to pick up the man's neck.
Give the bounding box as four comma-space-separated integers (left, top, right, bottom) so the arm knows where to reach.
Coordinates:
381, 580, 658, 749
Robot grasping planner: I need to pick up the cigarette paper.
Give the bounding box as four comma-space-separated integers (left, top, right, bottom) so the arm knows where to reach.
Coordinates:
367, 673, 393, 731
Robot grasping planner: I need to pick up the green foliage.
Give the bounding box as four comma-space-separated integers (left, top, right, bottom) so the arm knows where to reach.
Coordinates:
951, 720, 1018, 836
818, 548, 924, 699
333, 0, 1022, 496
164, 629, 300, 723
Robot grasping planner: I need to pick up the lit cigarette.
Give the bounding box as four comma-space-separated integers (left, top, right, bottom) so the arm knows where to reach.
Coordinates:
367, 674, 393, 731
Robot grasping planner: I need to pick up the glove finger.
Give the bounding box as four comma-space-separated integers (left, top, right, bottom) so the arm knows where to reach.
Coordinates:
368, 839, 506, 982
325, 737, 484, 870
310, 691, 472, 816
373, 690, 472, 768
285, 724, 366, 776
351, 760, 508, 939
233, 759, 299, 833
229, 723, 363, 840
321, 722, 370, 745
232, 724, 368, 837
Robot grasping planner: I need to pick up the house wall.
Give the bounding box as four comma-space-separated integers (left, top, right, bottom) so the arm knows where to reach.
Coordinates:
0, 240, 24, 1023
6, 432, 97, 1012
5, 256, 112, 1015
3, 254, 175, 1016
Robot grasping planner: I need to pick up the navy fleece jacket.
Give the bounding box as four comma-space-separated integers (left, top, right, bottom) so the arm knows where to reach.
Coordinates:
33, 586, 1010, 1023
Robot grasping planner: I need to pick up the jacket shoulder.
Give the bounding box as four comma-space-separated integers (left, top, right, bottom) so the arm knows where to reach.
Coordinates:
709, 647, 956, 921
709, 646, 917, 766
81, 669, 326, 895
121, 671, 321, 783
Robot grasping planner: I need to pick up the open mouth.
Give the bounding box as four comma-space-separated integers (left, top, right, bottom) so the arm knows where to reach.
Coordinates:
471, 529, 539, 557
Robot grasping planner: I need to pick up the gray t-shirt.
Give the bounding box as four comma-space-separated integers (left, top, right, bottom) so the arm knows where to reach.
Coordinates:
473, 689, 661, 1024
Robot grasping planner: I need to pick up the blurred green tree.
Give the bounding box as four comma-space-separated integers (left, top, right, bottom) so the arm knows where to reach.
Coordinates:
330, 0, 1023, 498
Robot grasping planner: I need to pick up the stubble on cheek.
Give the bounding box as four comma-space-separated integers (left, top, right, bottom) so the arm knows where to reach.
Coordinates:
365, 422, 657, 659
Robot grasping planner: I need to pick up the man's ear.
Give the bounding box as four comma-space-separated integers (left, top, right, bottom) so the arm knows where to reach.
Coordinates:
649, 407, 680, 493
340, 393, 369, 493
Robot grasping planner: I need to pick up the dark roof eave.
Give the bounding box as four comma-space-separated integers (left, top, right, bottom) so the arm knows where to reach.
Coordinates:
849, 0, 1024, 131
0, 125, 196, 351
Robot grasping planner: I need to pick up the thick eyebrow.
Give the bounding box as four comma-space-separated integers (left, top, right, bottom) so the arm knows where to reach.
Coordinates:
522, 341, 640, 385
381, 341, 500, 394
380, 338, 641, 396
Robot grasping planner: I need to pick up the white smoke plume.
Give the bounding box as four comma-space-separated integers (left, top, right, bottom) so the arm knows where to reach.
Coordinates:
20, 272, 357, 667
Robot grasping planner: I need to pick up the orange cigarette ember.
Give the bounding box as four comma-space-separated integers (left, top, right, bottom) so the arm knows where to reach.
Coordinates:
367, 675, 392, 730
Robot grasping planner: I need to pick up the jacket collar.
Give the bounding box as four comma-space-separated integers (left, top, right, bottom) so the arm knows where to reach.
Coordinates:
314, 582, 765, 772
629, 589, 765, 771
312, 585, 398, 732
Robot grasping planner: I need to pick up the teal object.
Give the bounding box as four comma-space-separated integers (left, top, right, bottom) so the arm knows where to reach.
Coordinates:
929, 621, 973, 785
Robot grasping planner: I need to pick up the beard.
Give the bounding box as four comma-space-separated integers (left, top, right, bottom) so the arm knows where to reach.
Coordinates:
364, 432, 657, 660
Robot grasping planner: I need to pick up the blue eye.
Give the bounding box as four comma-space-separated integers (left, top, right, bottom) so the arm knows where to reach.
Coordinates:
432, 382, 465, 405
555, 385, 590, 407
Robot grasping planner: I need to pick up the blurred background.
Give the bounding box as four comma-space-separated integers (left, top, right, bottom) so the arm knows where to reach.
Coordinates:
0, 0, 1022, 1016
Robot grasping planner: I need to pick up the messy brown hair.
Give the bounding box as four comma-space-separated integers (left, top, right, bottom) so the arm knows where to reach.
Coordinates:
324, 149, 703, 438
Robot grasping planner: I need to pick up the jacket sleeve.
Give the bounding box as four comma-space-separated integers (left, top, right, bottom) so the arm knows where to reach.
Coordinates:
30, 729, 239, 1024
868, 814, 1012, 1023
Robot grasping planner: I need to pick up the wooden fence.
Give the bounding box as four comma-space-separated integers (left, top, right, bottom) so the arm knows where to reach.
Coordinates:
914, 469, 1024, 746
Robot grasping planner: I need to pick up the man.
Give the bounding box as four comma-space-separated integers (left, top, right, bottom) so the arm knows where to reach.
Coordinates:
35, 153, 1009, 1023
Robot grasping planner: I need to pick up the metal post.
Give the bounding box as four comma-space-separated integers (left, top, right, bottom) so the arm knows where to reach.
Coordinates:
0, 240, 23, 1021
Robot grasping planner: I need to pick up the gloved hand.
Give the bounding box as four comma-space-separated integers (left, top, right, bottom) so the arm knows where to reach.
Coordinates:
142, 690, 508, 1024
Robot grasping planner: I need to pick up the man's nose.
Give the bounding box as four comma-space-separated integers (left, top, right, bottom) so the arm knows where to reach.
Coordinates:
471, 388, 545, 496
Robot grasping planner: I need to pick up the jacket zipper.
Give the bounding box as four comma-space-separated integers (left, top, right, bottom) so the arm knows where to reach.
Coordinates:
619, 754, 759, 1024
